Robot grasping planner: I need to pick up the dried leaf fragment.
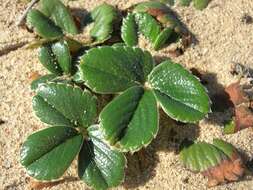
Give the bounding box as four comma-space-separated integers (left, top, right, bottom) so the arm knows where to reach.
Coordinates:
223, 81, 253, 134
225, 81, 248, 106
180, 139, 245, 187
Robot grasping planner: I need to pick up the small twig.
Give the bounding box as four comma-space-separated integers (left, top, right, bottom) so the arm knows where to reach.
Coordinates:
16, 0, 40, 27
0, 41, 29, 56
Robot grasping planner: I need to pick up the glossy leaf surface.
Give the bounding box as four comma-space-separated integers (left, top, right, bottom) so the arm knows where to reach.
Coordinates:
38, 44, 62, 75
40, 0, 78, 34
90, 3, 117, 42
79, 46, 154, 94
121, 13, 138, 47
51, 40, 72, 74
148, 60, 210, 123
20, 126, 83, 180
99, 86, 158, 152
27, 9, 63, 39
78, 125, 126, 190
33, 82, 97, 128
135, 12, 161, 44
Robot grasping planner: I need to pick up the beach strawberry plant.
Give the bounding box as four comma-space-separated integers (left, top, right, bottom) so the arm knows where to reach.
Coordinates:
19, 0, 249, 189
76, 45, 210, 152
21, 44, 210, 189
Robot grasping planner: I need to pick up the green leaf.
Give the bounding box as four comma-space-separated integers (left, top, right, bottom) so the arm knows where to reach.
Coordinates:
212, 139, 234, 158
193, 0, 209, 10
33, 95, 74, 127
31, 74, 58, 91
223, 120, 236, 134
20, 126, 83, 180
33, 82, 97, 128
65, 37, 83, 53
135, 12, 161, 44
121, 13, 138, 47
90, 3, 117, 42
51, 40, 72, 74
180, 141, 226, 172
78, 125, 126, 190
134, 1, 183, 32
160, 0, 175, 6
39, 0, 78, 34
26, 9, 63, 39
153, 27, 173, 50
134, 1, 169, 12
99, 86, 158, 152
79, 46, 154, 94
148, 60, 210, 123
179, 0, 192, 6
38, 44, 62, 75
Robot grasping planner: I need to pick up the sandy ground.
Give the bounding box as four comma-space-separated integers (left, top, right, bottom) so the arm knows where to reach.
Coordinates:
1, 0, 253, 189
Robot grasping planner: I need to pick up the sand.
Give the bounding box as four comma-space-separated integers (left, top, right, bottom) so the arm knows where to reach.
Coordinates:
1, 0, 253, 189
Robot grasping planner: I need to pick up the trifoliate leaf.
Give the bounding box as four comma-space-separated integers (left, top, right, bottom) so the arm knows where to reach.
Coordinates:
31, 74, 58, 91
193, 0, 209, 10
180, 139, 244, 187
148, 60, 210, 123
79, 46, 154, 94
51, 40, 72, 74
39, 0, 78, 34
99, 86, 158, 152
78, 125, 126, 190
90, 3, 117, 42
33, 82, 97, 128
26, 9, 63, 40
135, 12, 161, 44
121, 13, 138, 47
38, 44, 62, 75
20, 126, 83, 180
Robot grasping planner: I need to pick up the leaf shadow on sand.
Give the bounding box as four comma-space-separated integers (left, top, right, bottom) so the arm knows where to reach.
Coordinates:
189, 69, 234, 126
123, 111, 200, 189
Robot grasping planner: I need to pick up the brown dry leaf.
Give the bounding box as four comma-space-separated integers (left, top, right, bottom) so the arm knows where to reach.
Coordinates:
234, 106, 253, 132
147, 8, 167, 24
225, 81, 248, 106
202, 152, 244, 187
